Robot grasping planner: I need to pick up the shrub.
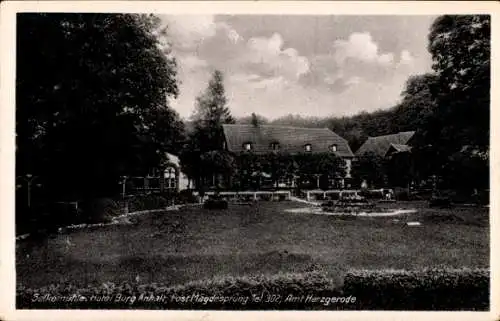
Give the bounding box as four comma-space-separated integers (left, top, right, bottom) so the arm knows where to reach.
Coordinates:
16, 268, 489, 310
79, 198, 120, 224
16, 271, 343, 310
128, 194, 169, 212
393, 187, 409, 201
34, 202, 83, 233
176, 189, 198, 204
203, 198, 228, 210
342, 268, 489, 310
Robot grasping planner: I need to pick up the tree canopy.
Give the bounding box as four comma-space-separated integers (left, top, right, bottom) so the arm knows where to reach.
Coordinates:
180, 69, 235, 189
16, 13, 185, 201
427, 15, 490, 153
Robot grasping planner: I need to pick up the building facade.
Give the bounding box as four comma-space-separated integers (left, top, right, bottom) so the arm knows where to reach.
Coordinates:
127, 152, 190, 194
222, 124, 355, 189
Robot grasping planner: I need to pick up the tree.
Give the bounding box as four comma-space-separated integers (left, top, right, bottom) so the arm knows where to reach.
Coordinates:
16, 13, 183, 202
394, 73, 438, 134
441, 147, 489, 193
259, 152, 297, 189
235, 152, 263, 190
182, 70, 235, 189
351, 152, 388, 188
200, 150, 236, 189
386, 152, 415, 188
191, 70, 235, 152
420, 15, 490, 192
427, 15, 490, 154
292, 153, 346, 189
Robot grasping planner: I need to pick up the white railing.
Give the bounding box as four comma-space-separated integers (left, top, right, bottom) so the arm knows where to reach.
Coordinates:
194, 190, 292, 201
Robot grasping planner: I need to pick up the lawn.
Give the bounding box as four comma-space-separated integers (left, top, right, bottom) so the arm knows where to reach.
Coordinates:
16, 201, 489, 289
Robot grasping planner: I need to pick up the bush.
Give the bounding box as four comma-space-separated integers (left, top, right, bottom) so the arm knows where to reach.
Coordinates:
18, 202, 83, 235
203, 198, 228, 210
128, 194, 169, 212
343, 268, 489, 310
81, 198, 120, 223
16, 271, 343, 310
176, 189, 198, 204
16, 268, 489, 310
393, 187, 409, 201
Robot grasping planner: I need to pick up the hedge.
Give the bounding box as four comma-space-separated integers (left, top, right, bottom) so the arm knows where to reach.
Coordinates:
127, 194, 170, 212
17, 268, 489, 310
343, 268, 489, 310
17, 272, 342, 310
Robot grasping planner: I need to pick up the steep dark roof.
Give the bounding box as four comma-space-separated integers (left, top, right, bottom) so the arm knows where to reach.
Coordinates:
222, 124, 354, 157
355, 131, 415, 157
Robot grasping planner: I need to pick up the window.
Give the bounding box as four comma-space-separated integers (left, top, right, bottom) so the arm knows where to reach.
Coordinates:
330, 144, 338, 152
271, 142, 280, 151
164, 167, 177, 189
243, 142, 252, 151
166, 178, 176, 189
304, 144, 312, 152
278, 177, 292, 187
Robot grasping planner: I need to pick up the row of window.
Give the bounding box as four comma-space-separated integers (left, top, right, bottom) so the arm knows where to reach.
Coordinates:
242, 142, 338, 152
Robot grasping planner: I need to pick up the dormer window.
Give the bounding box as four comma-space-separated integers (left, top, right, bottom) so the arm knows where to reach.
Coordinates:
243, 142, 252, 151
271, 142, 280, 151
330, 144, 338, 152
304, 144, 312, 152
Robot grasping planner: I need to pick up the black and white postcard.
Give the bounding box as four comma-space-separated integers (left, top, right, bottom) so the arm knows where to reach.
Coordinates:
0, 1, 498, 321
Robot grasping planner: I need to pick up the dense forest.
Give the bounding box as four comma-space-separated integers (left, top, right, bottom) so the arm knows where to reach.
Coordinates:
236, 72, 437, 153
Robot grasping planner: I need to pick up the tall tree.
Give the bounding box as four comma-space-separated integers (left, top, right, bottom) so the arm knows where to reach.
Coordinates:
427, 15, 490, 153
423, 15, 490, 192
191, 70, 235, 152
16, 13, 183, 202
351, 152, 388, 188
394, 73, 438, 133
182, 70, 235, 188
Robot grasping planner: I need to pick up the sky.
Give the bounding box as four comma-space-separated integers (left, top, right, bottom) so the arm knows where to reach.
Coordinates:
159, 15, 437, 120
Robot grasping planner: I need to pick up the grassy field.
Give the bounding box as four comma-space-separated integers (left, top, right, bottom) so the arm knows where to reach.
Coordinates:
16, 201, 489, 288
